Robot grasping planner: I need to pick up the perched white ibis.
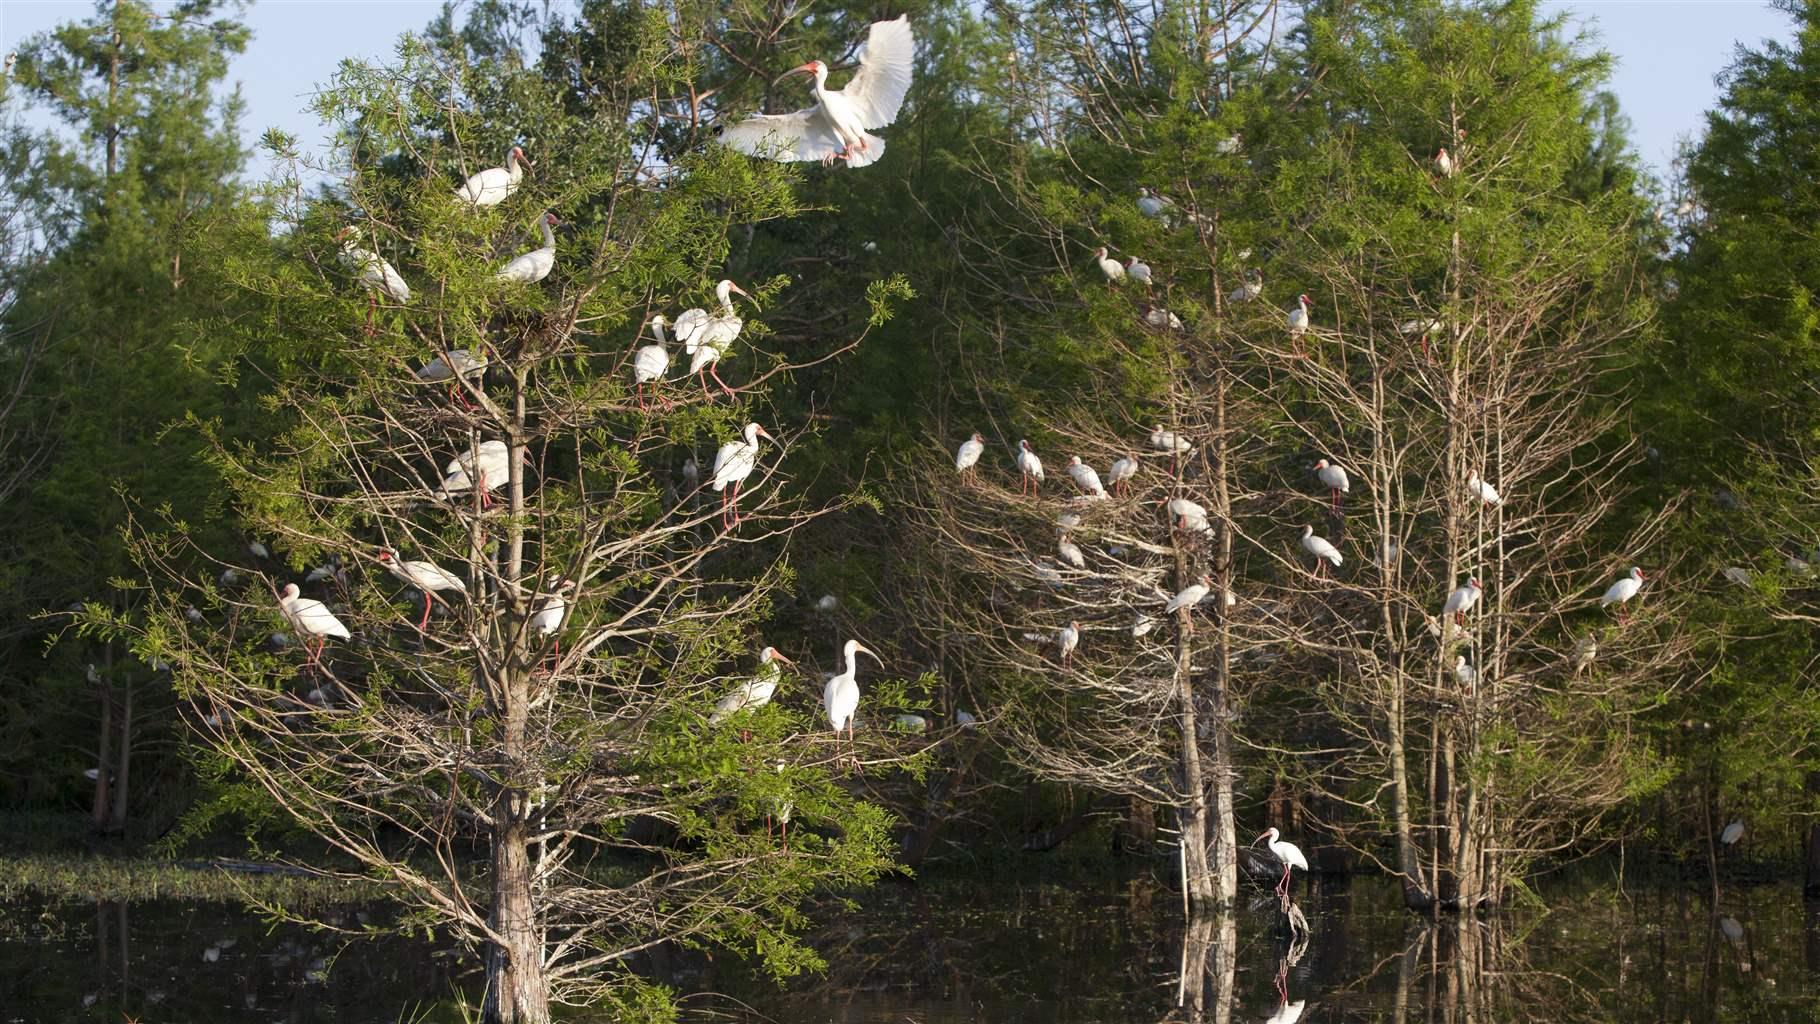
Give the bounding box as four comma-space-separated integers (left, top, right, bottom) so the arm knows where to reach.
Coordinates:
954, 432, 985, 476
892, 713, 929, 734
1093, 246, 1125, 286
530, 578, 571, 666
1313, 458, 1349, 512
1056, 620, 1081, 666
632, 316, 671, 409
1453, 655, 1476, 687
1443, 577, 1482, 625
1721, 820, 1745, 845
710, 646, 795, 726
718, 16, 914, 168
1229, 269, 1263, 304
1166, 575, 1213, 633
1722, 566, 1753, 587
1299, 525, 1342, 575
1601, 566, 1645, 622
1264, 999, 1307, 1024
434, 439, 521, 510
823, 639, 881, 758
1124, 255, 1153, 289
1167, 497, 1212, 534
276, 583, 350, 671
1254, 826, 1308, 896
248, 540, 270, 560
681, 456, 699, 492
1136, 187, 1173, 221
336, 227, 410, 329
1216, 133, 1243, 155
1468, 472, 1503, 508
1106, 454, 1138, 495
1149, 426, 1192, 454
1434, 146, 1456, 178
712, 422, 774, 528
955, 709, 979, 727
417, 347, 488, 408
1571, 634, 1597, 675
1400, 316, 1442, 359
377, 548, 467, 632
1288, 294, 1311, 354
1066, 456, 1106, 498
1057, 511, 1082, 530
495, 212, 558, 284
684, 279, 750, 398
816, 593, 839, 614
1131, 612, 1156, 638
1016, 440, 1045, 495
1057, 533, 1086, 570
455, 146, 531, 207
1142, 305, 1183, 331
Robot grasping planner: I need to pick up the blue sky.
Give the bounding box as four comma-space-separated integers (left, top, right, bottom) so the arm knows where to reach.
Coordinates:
0, 1, 1798, 180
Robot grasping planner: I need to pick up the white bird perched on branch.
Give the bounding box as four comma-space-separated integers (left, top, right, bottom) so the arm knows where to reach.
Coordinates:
1124, 255, 1153, 289
1066, 456, 1106, 498
1299, 525, 1342, 575
336, 226, 410, 309
455, 145, 531, 207
1443, 577, 1482, 625
1288, 294, 1311, 354
1092, 246, 1125, 286
377, 548, 467, 632
1453, 655, 1476, 688
685, 280, 752, 398
1142, 305, 1183, 331
276, 583, 350, 671
1016, 439, 1044, 495
1601, 566, 1645, 622
1721, 820, 1744, 845
1229, 269, 1263, 304
1167, 497, 1212, 534
1131, 612, 1156, 638
719, 16, 915, 169
1467, 472, 1503, 508
495, 212, 558, 284
824, 639, 882, 759
417, 347, 488, 409
1136, 187, 1173, 221
1722, 566, 1753, 587
712, 422, 774, 529
1057, 533, 1086, 570
435, 439, 521, 510
529, 578, 571, 666
1166, 575, 1213, 634
711, 646, 795, 726
1571, 634, 1597, 675
1400, 316, 1442, 359
1433, 145, 1457, 178
1150, 426, 1192, 454
954, 432, 985, 476
1106, 454, 1138, 495
1055, 621, 1080, 667
631, 316, 671, 410
1313, 459, 1350, 512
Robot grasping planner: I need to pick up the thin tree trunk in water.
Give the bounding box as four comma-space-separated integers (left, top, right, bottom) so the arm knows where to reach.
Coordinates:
1207, 375, 1238, 906
107, 678, 132, 833
1173, 517, 1215, 907
90, 669, 112, 833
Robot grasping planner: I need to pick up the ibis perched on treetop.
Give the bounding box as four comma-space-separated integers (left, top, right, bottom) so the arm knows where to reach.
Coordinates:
455, 146, 531, 208
1443, 578, 1483, 625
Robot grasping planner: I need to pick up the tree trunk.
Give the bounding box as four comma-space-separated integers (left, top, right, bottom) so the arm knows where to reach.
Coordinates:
107, 678, 132, 833
1173, 523, 1216, 908
1207, 375, 1239, 906
1804, 823, 1820, 898
484, 820, 549, 1023
90, 668, 112, 834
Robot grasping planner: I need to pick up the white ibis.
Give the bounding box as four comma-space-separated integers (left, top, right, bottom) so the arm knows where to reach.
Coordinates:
1264, 999, 1307, 1024
712, 422, 773, 528
248, 540, 270, 559
681, 456, 699, 492
1150, 426, 1192, 454
1601, 566, 1645, 622
336, 227, 410, 329
892, 713, 929, 734
1400, 316, 1442, 359
718, 16, 914, 168
1722, 566, 1752, 587
1136, 187, 1173, 221
1313, 459, 1349, 512
956, 709, 979, 727
1443, 577, 1482, 624
1124, 255, 1153, 289
417, 347, 488, 408
1166, 574, 1213, 633
455, 145, 531, 207
816, 593, 840, 614
1299, 525, 1342, 575
1106, 454, 1138, 495
1434, 146, 1456, 178
1066, 456, 1106, 498
685, 280, 750, 398
710, 646, 795, 726
1467, 472, 1503, 508
1093, 246, 1125, 286
1253, 826, 1308, 896
954, 432, 985, 475
276, 583, 350, 670
1056, 621, 1080, 667
1057, 533, 1086, 569
1131, 612, 1156, 637
1571, 634, 1597, 675
823, 639, 881, 759
1216, 133, 1242, 155
1167, 497, 1211, 534
1229, 269, 1263, 304
1288, 294, 1311, 354
495, 212, 558, 283
434, 439, 521, 510
1057, 511, 1082, 530
1453, 655, 1476, 687
530, 578, 571, 666
1721, 820, 1745, 845
632, 316, 671, 409
1142, 305, 1183, 331
377, 548, 467, 632
1016, 439, 1044, 495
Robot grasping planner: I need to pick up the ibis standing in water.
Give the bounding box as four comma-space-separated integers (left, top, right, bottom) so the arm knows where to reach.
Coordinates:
718, 16, 915, 169
377, 548, 468, 632
1601, 567, 1645, 622
823, 639, 882, 761
1254, 827, 1308, 897
1313, 458, 1350, 512
277, 583, 350, 671
712, 422, 773, 528
1016, 440, 1045, 495
495, 212, 558, 284
455, 146, 531, 207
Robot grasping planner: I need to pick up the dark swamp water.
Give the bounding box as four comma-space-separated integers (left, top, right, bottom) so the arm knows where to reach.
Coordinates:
3, 873, 1818, 1023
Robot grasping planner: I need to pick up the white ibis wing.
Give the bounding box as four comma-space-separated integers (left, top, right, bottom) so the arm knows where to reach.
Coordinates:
838, 15, 915, 129
719, 107, 846, 164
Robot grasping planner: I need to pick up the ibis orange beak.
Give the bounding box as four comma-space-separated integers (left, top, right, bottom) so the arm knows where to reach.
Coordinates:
772, 651, 795, 666
855, 643, 882, 665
